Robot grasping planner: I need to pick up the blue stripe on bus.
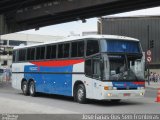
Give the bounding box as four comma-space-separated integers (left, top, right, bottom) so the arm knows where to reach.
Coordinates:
112, 82, 145, 89
24, 65, 73, 96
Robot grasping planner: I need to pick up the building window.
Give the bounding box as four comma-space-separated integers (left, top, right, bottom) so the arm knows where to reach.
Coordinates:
86, 40, 99, 56
9, 40, 27, 46
0, 40, 7, 45
2, 60, 7, 66
71, 41, 84, 57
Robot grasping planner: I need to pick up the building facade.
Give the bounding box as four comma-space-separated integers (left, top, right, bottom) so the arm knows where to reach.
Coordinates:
98, 16, 160, 68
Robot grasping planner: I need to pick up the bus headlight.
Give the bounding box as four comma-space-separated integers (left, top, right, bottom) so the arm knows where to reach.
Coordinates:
107, 93, 112, 97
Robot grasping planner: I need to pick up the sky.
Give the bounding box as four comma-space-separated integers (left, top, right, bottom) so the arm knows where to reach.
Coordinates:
20, 6, 160, 36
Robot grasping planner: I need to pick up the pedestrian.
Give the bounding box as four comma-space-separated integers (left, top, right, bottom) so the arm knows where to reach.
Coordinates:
149, 72, 153, 82
157, 74, 160, 83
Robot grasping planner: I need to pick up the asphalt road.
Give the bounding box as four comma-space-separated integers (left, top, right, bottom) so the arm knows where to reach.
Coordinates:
0, 82, 159, 120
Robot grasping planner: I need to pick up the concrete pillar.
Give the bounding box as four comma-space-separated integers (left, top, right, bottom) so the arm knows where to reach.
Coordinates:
0, 15, 8, 35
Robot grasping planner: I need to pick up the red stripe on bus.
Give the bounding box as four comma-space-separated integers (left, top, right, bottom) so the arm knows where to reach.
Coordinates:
30, 59, 84, 67
132, 82, 145, 85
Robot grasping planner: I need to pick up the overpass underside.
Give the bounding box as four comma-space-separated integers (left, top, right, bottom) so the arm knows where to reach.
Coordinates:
1, 0, 160, 35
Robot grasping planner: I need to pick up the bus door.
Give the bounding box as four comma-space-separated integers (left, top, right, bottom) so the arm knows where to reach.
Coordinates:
85, 55, 102, 99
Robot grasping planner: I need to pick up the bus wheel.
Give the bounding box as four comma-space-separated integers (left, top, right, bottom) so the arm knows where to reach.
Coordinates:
22, 81, 29, 95
29, 81, 36, 97
76, 84, 86, 104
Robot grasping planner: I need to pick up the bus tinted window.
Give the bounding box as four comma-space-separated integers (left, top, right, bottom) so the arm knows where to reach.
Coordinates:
46, 45, 57, 59
71, 41, 84, 57
64, 43, 70, 58
58, 43, 70, 58
86, 40, 99, 56
27, 48, 35, 60
85, 59, 92, 77
58, 44, 63, 58
18, 49, 26, 61
36, 46, 45, 60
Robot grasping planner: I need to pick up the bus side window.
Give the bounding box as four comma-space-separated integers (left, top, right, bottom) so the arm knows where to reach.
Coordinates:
85, 55, 101, 79
18, 49, 26, 61
46, 45, 57, 59
86, 40, 99, 56
78, 41, 84, 57
85, 59, 92, 77
63, 43, 70, 58
58, 43, 70, 58
13, 51, 17, 62
71, 41, 84, 57
92, 56, 101, 79
27, 48, 35, 60
36, 46, 45, 60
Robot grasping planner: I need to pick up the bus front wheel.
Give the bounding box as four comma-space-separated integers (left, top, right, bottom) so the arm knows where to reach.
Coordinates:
76, 84, 86, 104
29, 81, 36, 97
22, 81, 29, 96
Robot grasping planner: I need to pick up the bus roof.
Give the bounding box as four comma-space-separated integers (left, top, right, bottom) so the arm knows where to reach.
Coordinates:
13, 35, 139, 50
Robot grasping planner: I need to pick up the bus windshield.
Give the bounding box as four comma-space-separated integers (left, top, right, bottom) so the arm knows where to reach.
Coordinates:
101, 39, 141, 54
100, 39, 144, 81
107, 54, 144, 81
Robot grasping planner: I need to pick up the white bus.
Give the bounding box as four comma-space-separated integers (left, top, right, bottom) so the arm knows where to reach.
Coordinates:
12, 35, 145, 103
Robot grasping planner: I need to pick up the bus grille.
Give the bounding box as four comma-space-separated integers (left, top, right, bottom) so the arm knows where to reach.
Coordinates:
117, 88, 137, 90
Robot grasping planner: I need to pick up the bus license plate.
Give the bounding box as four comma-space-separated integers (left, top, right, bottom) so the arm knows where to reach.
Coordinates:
124, 93, 131, 96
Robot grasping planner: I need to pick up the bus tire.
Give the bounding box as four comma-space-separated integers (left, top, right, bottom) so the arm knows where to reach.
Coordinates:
29, 81, 36, 97
22, 81, 29, 96
76, 84, 86, 104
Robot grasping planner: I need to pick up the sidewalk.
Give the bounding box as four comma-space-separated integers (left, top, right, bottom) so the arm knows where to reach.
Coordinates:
145, 81, 160, 89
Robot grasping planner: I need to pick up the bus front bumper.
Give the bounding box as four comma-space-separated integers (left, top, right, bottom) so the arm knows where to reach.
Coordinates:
101, 90, 145, 100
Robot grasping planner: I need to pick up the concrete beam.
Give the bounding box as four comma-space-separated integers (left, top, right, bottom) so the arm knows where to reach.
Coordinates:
14, 0, 118, 22
0, 15, 8, 35
1, 0, 160, 35
0, 14, 27, 35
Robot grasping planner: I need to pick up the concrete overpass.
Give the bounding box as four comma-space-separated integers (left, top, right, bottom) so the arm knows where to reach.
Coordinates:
1, 0, 160, 35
